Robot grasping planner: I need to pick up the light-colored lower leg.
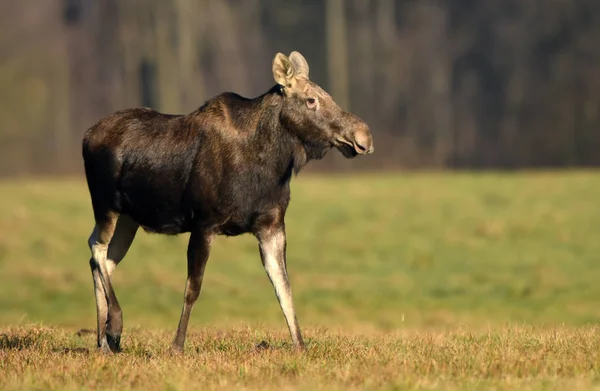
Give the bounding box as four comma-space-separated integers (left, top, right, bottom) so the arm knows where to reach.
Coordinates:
103, 215, 138, 345
88, 216, 120, 352
259, 229, 305, 349
90, 261, 110, 351
89, 224, 112, 352
90, 248, 128, 351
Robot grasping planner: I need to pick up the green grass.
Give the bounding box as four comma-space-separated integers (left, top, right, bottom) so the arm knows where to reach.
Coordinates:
1, 171, 600, 389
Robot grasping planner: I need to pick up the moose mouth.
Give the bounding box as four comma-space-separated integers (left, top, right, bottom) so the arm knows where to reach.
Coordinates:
336, 143, 359, 158
334, 138, 363, 158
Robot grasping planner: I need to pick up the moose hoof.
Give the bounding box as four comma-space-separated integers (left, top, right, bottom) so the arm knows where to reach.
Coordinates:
294, 342, 307, 352
170, 342, 184, 355
97, 338, 114, 355
106, 333, 121, 353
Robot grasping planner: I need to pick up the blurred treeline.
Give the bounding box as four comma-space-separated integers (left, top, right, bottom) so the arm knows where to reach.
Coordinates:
1, 0, 599, 176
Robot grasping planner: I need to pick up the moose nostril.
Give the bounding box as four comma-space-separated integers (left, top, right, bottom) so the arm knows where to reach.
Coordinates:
355, 143, 368, 152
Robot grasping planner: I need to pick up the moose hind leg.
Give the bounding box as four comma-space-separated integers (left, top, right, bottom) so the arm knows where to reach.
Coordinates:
89, 256, 109, 352
104, 215, 139, 351
88, 216, 117, 353
88, 214, 137, 353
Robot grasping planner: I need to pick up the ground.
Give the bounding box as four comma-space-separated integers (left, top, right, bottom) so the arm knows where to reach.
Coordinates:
1, 171, 600, 390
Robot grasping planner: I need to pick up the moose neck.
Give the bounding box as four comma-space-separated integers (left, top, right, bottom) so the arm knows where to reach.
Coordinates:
253, 86, 313, 180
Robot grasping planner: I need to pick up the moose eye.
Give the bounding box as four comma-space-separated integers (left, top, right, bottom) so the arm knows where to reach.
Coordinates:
307, 98, 317, 107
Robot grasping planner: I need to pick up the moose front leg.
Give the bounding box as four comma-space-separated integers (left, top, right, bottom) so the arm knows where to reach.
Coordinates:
257, 226, 305, 350
172, 230, 213, 353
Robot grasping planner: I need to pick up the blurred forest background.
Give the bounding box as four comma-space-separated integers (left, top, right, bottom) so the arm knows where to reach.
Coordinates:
1, 0, 599, 176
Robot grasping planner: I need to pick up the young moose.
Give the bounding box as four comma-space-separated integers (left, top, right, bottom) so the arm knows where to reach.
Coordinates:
82, 51, 374, 354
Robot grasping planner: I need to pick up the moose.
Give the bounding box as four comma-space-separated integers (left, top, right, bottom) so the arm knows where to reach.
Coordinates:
82, 51, 374, 354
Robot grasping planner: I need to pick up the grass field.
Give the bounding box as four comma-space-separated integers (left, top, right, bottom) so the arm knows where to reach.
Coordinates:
1, 171, 600, 390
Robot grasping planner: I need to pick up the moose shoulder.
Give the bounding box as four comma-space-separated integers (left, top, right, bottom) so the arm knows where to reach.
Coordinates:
82, 51, 373, 354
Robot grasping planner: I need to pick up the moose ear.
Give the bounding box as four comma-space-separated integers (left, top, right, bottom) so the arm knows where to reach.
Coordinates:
289, 51, 309, 79
272, 52, 296, 87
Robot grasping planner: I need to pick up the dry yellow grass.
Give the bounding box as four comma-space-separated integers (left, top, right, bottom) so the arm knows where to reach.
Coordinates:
2, 325, 600, 390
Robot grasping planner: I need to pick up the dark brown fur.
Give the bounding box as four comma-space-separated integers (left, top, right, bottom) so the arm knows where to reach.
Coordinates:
82, 51, 373, 353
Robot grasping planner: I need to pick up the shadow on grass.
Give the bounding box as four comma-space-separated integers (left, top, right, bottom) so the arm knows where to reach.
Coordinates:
0, 327, 97, 354
0, 333, 37, 350
53, 347, 90, 354
251, 339, 316, 353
